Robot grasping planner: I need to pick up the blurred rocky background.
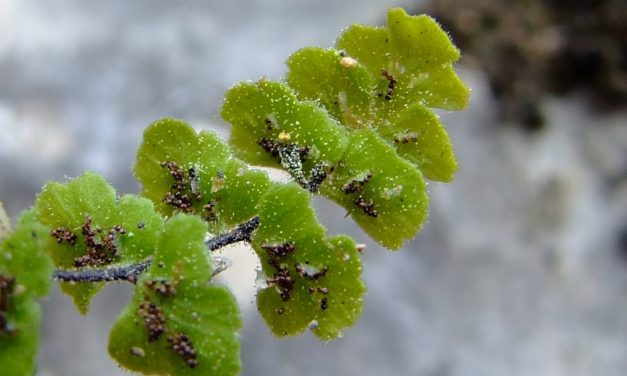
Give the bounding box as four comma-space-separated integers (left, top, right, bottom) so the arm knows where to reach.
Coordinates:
1, 0, 626, 375
420, 0, 627, 131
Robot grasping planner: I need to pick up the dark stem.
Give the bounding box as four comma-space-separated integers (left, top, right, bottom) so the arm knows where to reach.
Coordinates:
206, 215, 260, 251
52, 259, 152, 283
53, 216, 261, 283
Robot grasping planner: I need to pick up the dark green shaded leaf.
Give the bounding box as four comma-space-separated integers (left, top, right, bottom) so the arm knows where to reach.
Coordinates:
0, 211, 53, 376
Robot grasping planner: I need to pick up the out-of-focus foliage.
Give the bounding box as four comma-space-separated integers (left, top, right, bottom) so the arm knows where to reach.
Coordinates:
0, 211, 53, 376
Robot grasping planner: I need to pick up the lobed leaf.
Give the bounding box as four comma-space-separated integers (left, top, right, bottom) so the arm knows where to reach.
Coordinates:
134, 118, 270, 233
0, 211, 53, 376
135, 119, 228, 217
375, 103, 457, 182
109, 214, 241, 376
287, 8, 465, 182
336, 8, 469, 112
35, 172, 163, 313
288, 52, 459, 182
321, 129, 429, 249
253, 183, 364, 340
286, 47, 376, 128
221, 80, 350, 170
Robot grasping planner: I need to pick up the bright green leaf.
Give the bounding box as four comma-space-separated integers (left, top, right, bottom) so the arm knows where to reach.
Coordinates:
134, 118, 229, 218
287, 8, 466, 183
379, 103, 457, 182
210, 158, 270, 226
134, 118, 270, 233
321, 129, 429, 249
109, 214, 241, 376
253, 183, 364, 340
221, 80, 350, 169
35, 172, 163, 313
287, 48, 458, 182
221, 8, 468, 248
286, 47, 375, 128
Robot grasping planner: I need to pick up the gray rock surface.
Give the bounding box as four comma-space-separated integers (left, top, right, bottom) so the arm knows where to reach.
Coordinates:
1, 1, 626, 376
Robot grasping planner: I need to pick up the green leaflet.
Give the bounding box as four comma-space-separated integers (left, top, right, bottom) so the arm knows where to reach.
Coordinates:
378, 103, 457, 182
287, 8, 466, 182
287, 47, 458, 182
0, 211, 53, 376
286, 47, 376, 129
0, 8, 467, 376
336, 8, 469, 112
134, 118, 229, 217
134, 118, 270, 233
0, 211, 53, 298
322, 129, 429, 249
254, 183, 364, 340
34, 172, 163, 313
109, 214, 241, 376
222, 79, 350, 170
